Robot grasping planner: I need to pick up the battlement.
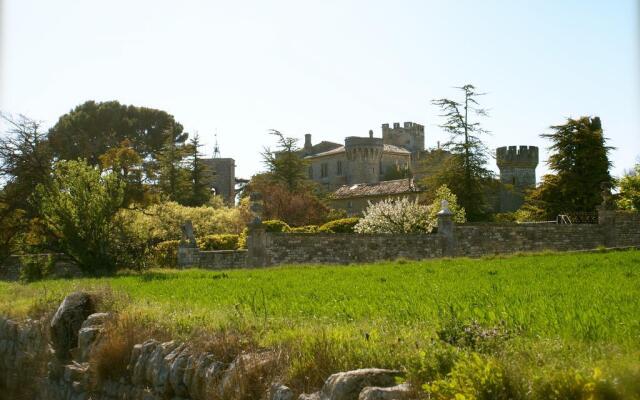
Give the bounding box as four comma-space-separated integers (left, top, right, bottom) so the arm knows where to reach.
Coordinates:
345, 136, 384, 148
496, 146, 539, 168
382, 122, 424, 132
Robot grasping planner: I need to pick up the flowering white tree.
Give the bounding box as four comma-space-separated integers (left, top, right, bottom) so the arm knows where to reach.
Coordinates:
354, 185, 465, 234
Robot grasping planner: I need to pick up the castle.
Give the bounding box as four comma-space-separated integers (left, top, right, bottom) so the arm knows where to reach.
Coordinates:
301, 122, 538, 214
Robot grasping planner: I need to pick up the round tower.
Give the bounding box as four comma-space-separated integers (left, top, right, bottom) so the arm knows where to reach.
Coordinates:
496, 145, 539, 189
345, 136, 384, 184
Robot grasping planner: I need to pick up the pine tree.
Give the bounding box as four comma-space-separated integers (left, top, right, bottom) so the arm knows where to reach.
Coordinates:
185, 134, 213, 206
522, 116, 614, 219
427, 85, 492, 220
155, 130, 190, 203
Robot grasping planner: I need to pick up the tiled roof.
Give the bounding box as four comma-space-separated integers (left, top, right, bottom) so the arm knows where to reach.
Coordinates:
306, 144, 411, 159
331, 178, 420, 199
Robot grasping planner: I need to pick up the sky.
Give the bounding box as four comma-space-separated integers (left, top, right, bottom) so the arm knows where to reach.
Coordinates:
1, 0, 639, 180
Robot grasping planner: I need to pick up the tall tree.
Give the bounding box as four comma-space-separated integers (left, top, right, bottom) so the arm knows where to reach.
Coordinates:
35, 160, 126, 275
48, 100, 188, 166
155, 130, 190, 203
185, 134, 213, 206
0, 113, 52, 216
427, 85, 492, 220
521, 116, 613, 219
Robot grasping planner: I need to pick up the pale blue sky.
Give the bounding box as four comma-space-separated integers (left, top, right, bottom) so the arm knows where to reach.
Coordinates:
1, 0, 638, 179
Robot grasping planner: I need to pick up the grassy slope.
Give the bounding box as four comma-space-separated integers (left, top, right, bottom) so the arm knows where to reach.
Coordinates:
2, 250, 639, 396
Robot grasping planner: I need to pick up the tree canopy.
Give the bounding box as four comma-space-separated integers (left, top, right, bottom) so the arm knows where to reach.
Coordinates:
48, 100, 188, 165
520, 116, 614, 219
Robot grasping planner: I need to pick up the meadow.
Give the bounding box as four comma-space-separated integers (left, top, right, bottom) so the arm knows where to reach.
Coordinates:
2, 249, 640, 398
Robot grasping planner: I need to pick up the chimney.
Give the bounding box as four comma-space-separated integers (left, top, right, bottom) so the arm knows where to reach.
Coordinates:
368, 129, 373, 138
304, 133, 312, 150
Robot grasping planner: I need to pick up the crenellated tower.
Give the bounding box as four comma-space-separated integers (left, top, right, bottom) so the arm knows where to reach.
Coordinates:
382, 122, 425, 161
496, 145, 539, 212
345, 131, 384, 184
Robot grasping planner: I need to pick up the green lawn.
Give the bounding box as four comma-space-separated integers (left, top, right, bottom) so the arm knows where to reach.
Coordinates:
2, 249, 640, 398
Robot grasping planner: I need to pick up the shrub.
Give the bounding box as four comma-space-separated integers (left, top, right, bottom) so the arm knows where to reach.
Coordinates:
318, 218, 360, 233
19, 254, 53, 283
152, 240, 180, 268
119, 199, 250, 245
237, 228, 248, 249
289, 225, 319, 233
492, 212, 517, 223
197, 234, 240, 251
354, 186, 465, 234
263, 219, 291, 233
354, 197, 432, 234
35, 160, 126, 275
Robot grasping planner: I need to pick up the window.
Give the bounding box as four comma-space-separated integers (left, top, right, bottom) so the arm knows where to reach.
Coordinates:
308, 166, 314, 179
321, 162, 329, 178
337, 161, 343, 176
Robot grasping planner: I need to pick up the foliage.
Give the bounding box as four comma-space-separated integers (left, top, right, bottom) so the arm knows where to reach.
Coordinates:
0, 113, 52, 255
427, 185, 467, 225
261, 130, 310, 192
99, 139, 144, 206
289, 225, 319, 233
263, 219, 291, 233
318, 217, 360, 233
35, 160, 127, 275
354, 197, 432, 234
121, 200, 250, 245
354, 186, 464, 234
423, 353, 511, 400
246, 174, 329, 226
237, 228, 248, 249
18, 254, 54, 283
383, 164, 411, 180
617, 164, 640, 210
522, 116, 613, 219
197, 234, 240, 251
154, 132, 191, 204
151, 240, 180, 268
429, 85, 492, 220
47, 100, 187, 166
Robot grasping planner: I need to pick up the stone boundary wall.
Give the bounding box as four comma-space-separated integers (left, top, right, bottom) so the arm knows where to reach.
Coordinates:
0, 253, 81, 281
266, 233, 443, 265
453, 223, 604, 258
254, 210, 640, 267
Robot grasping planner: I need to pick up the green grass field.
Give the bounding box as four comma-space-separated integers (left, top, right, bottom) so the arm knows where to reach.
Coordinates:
2, 249, 640, 398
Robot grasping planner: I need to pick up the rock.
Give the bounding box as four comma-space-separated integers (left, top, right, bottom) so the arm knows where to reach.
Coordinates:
77, 314, 112, 362
132, 339, 160, 385
270, 383, 294, 400
63, 362, 89, 383
358, 383, 412, 400
320, 369, 402, 400
50, 292, 95, 361
219, 351, 277, 398
299, 393, 321, 400
167, 344, 190, 397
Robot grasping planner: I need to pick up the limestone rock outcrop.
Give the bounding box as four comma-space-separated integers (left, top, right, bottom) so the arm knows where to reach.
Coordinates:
50, 291, 95, 361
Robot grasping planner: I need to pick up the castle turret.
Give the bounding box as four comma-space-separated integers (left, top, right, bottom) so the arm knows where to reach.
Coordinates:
496, 145, 538, 212
345, 135, 384, 184
382, 121, 425, 158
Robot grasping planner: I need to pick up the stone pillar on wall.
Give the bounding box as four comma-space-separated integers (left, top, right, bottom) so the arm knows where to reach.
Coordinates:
437, 200, 456, 256
598, 208, 616, 248
246, 192, 269, 267
177, 220, 200, 268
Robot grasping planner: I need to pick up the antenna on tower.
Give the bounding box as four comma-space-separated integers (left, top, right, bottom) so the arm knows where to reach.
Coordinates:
213, 132, 221, 158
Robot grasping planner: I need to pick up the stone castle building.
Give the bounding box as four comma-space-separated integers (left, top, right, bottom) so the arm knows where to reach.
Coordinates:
301, 121, 538, 214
